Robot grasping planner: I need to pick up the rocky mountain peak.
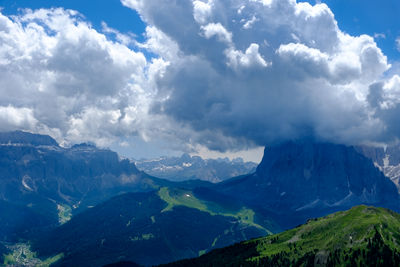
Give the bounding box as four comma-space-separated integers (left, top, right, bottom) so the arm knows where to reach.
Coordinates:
257, 141, 398, 207
220, 140, 399, 218
0, 131, 58, 146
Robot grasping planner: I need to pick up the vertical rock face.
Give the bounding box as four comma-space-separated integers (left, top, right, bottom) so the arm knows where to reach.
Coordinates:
0, 131, 59, 146
0, 131, 154, 241
0, 132, 143, 208
356, 145, 400, 190
0, 132, 149, 220
219, 140, 399, 216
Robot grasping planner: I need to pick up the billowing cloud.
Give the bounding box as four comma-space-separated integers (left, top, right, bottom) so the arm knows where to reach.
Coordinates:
121, 0, 399, 150
0, 106, 38, 131
368, 75, 400, 142
0, 8, 154, 146
1, 1, 400, 155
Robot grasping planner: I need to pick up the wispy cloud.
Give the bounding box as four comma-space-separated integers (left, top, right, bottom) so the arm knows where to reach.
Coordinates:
374, 33, 386, 39
396, 37, 400, 52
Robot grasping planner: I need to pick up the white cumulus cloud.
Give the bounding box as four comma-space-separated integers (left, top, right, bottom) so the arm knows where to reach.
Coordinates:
0, 8, 153, 146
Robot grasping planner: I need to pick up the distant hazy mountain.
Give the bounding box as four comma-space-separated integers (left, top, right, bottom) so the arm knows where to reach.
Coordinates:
356, 145, 400, 190
163, 205, 400, 267
214, 140, 399, 229
135, 154, 257, 183
33, 189, 268, 266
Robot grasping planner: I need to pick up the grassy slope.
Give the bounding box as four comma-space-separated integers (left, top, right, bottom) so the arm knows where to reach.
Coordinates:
255, 205, 400, 257
33, 191, 268, 266
158, 187, 270, 233
163, 205, 400, 266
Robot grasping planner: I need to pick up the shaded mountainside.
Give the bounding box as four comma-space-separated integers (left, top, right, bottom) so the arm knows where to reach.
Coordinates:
32, 189, 269, 267
0, 242, 8, 263
214, 141, 399, 229
163, 205, 400, 267
0, 131, 58, 146
135, 154, 257, 183
103, 262, 142, 267
0, 131, 171, 241
0, 132, 142, 207
0, 200, 53, 242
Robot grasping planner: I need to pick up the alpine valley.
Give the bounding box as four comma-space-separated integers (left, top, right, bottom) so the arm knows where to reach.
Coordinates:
1, 131, 400, 266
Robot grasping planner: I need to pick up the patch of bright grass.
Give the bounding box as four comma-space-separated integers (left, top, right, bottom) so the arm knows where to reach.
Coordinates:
158, 187, 269, 233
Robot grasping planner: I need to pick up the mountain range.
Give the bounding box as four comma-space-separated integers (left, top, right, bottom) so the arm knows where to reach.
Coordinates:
0, 131, 167, 242
134, 154, 257, 183
1, 131, 400, 266
0, 132, 264, 266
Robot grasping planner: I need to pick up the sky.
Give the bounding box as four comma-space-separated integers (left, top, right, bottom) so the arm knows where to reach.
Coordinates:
0, 0, 399, 162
